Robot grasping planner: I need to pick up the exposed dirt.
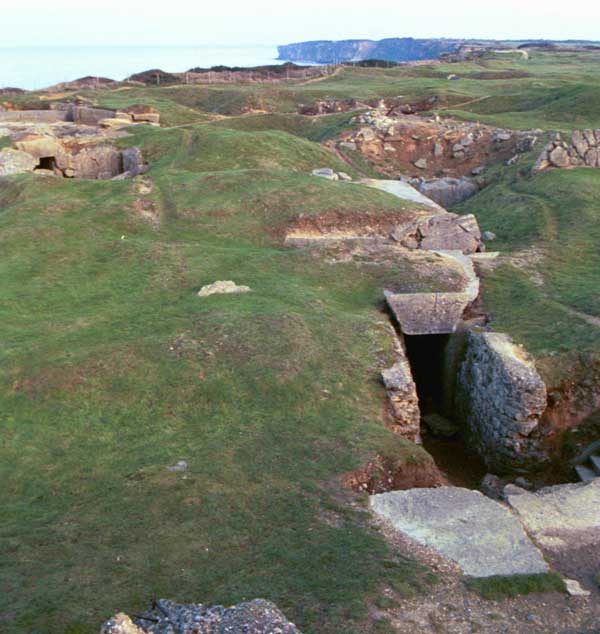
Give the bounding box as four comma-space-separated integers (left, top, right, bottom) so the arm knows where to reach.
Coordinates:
366, 516, 600, 634
331, 111, 538, 179
344, 453, 447, 494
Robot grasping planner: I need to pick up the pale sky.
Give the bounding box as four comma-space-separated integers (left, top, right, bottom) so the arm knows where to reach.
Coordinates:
1, 0, 598, 47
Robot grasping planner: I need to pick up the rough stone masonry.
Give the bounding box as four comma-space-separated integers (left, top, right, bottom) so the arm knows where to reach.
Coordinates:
534, 130, 600, 171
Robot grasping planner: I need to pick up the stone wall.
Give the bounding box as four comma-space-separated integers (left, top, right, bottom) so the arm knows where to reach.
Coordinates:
534, 130, 600, 171
381, 330, 421, 442
455, 330, 548, 472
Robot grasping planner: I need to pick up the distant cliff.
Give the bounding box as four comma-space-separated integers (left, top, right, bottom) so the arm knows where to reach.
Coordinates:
277, 38, 469, 64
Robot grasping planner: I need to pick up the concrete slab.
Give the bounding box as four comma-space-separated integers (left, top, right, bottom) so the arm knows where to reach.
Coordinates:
359, 178, 443, 209
370, 487, 549, 577
505, 480, 600, 550
384, 290, 472, 335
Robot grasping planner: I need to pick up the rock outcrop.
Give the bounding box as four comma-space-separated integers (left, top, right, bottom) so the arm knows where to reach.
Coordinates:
101, 599, 301, 634
534, 131, 600, 172
455, 331, 548, 472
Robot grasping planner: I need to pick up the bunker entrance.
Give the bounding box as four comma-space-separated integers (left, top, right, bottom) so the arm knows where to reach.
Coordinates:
36, 156, 57, 172
404, 333, 487, 488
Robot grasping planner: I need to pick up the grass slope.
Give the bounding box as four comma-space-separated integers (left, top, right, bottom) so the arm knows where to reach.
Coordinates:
0, 125, 435, 634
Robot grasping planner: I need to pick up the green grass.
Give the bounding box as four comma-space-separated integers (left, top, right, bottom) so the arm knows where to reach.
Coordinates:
3, 48, 600, 633
0, 121, 437, 634
465, 573, 565, 600
455, 153, 600, 358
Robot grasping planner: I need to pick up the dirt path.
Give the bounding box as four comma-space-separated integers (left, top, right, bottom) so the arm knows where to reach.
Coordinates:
296, 65, 343, 85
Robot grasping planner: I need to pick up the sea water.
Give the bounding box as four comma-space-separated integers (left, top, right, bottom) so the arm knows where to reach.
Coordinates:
0, 45, 283, 91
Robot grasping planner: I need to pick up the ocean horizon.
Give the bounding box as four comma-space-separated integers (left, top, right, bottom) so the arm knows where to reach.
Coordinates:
0, 45, 287, 91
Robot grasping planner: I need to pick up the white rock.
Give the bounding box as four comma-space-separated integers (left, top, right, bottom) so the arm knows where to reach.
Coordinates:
564, 579, 591, 597
197, 281, 251, 297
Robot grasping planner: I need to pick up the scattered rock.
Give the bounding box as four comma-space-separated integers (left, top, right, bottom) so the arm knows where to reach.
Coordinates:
370, 487, 549, 577
338, 141, 357, 151
101, 599, 301, 634
337, 171, 352, 181
471, 165, 486, 176
166, 460, 188, 472
311, 168, 338, 180
564, 579, 591, 597
482, 231, 496, 241
197, 281, 251, 297
413, 158, 428, 169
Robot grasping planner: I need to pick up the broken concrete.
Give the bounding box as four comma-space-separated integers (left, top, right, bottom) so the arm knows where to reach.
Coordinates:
370, 487, 550, 577
505, 479, 600, 550
0, 114, 149, 180
0, 148, 37, 176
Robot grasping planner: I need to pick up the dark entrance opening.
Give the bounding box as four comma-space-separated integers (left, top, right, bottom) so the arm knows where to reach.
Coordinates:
35, 156, 57, 172
404, 333, 487, 487
404, 334, 449, 416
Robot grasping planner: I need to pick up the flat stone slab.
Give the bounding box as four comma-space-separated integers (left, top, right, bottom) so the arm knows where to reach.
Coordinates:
370, 487, 549, 577
384, 291, 472, 335
505, 480, 600, 550
359, 178, 443, 209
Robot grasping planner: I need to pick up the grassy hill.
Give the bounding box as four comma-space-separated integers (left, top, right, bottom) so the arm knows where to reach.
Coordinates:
2, 49, 600, 633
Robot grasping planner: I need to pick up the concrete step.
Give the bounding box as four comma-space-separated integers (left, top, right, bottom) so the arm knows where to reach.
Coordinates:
575, 464, 597, 482
590, 454, 600, 476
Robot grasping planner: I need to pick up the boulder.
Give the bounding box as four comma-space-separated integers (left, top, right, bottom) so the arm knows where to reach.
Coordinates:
0, 148, 37, 176
549, 146, 570, 168
584, 147, 599, 167
370, 487, 549, 577
416, 177, 479, 208
571, 130, 589, 158
433, 142, 444, 157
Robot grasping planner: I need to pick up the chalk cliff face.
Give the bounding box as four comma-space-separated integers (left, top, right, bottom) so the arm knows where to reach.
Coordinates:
277, 38, 467, 63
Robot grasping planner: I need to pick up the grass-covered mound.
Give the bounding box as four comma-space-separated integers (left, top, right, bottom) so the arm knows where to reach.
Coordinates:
0, 123, 438, 634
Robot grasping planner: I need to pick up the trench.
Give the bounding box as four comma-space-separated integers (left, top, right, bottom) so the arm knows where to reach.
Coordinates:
403, 332, 487, 488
